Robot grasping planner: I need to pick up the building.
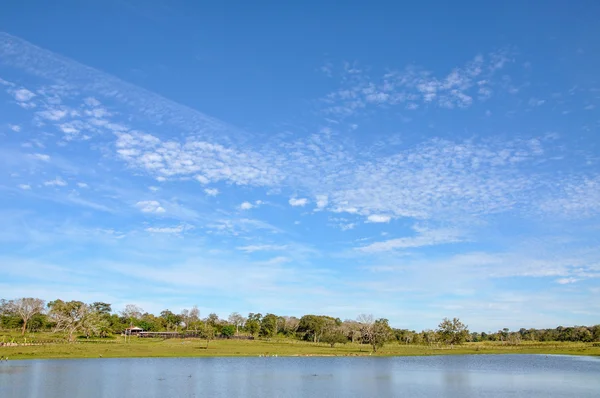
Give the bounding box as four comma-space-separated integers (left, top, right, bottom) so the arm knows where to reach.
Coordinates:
124, 326, 144, 336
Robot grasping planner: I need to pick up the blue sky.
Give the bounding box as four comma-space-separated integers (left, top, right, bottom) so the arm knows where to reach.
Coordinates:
1, 0, 599, 331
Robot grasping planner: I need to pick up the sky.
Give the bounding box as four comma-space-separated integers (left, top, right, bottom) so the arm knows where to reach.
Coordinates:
0, 0, 599, 332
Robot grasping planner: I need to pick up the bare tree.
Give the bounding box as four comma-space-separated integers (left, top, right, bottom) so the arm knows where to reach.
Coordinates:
189, 306, 200, 331
357, 315, 392, 352
228, 312, 246, 335
120, 304, 143, 327
180, 309, 190, 330
8, 298, 45, 335
357, 313, 374, 325
48, 300, 91, 341
283, 316, 300, 337
342, 320, 362, 343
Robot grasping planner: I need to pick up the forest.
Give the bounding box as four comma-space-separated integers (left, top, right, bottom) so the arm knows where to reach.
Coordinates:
2, 298, 599, 352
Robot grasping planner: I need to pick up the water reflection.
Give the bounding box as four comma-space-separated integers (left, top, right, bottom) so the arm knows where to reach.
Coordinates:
1, 355, 599, 398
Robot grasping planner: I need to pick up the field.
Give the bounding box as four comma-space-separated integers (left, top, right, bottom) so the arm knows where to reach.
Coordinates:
1, 333, 599, 360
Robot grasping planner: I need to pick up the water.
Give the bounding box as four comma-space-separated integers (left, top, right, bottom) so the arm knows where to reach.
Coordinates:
1, 355, 599, 397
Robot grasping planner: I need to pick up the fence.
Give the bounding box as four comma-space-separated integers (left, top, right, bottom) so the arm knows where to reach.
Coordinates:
138, 332, 254, 340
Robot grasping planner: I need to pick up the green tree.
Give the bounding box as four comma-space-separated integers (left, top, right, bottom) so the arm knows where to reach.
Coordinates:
437, 317, 469, 345
245, 313, 262, 336
91, 302, 112, 315
221, 324, 235, 338
298, 315, 337, 343
260, 313, 278, 338
199, 323, 215, 348
160, 310, 183, 331
321, 326, 348, 347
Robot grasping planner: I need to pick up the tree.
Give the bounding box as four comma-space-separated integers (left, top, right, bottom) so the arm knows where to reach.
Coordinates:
91, 302, 112, 315
120, 304, 143, 327
246, 313, 262, 336
298, 315, 336, 343
206, 313, 220, 328
321, 326, 348, 347
199, 323, 215, 348
160, 310, 183, 331
188, 306, 201, 331
342, 320, 362, 343
221, 324, 235, 338
360, 317, 392, 352
228, 312, 246, 335
8, 298, 45, 335
421, 329, 438, 346
48, 300, 96, 341
281, 316, 300, 337
437, 317, 469, 345
260, 313, 278, 338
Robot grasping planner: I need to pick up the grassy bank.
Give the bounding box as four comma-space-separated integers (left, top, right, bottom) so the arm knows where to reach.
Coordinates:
1, 335, 599, 360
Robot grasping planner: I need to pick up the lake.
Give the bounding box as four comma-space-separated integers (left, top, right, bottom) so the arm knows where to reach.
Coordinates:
1, 355, 599, 397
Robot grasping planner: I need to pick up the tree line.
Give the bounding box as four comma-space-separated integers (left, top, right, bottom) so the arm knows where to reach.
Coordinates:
2, 298, 599, 351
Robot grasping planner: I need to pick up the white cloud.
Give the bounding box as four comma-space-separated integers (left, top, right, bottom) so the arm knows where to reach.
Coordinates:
135, 200, 166, 214
43, 177, 67, 187
322, 50, 511, 117
13, 88, 36, 102
556, 277, 578, 285
541, 176, 600, 217
77, 182, 89, 188
366, 214, 391, 223
31, 153, 50, 162
84, 97, 101, 107
18, 184, 31, 190
236, 244, 287, 253
115, 131, 282, 187
358, 225, 463, 252
204, 188, 219, 196
148, 186, 159, 192
340, 223, 356, 231
315, 195, 328, 210
8, 124, 21, 132
528, 98, 546, 107
37, 108, 68, 121
145, 225, 191, 234
240, 201, 254, 210
289, 197, 309, 207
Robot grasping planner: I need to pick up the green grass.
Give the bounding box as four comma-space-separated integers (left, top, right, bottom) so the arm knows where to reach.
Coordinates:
1, 333, 599, 360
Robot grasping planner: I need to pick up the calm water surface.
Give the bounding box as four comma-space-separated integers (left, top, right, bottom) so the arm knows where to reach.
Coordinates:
1, 355, 599, 397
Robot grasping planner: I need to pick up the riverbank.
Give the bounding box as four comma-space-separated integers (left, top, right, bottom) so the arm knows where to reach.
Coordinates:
1, 337, 599, 360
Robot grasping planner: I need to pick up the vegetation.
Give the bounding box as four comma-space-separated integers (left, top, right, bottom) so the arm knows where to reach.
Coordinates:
1, 297, 600, 360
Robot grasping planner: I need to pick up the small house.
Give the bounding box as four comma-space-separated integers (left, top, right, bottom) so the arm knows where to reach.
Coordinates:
124, 326, 144, 336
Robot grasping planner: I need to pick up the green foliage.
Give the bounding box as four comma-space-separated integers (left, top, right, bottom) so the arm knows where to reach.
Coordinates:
245, 313, 262, 336
221, 325, 236, 337
260, 314, 278, 338
199, 323, 215, 347
321, 327, 348, 347
437, 317, 469, 345
160, 310, 183, 331
91, 302, 112, 315
298, 315, 337, 343
362, 318, 393, 352
2, 296, 600, 349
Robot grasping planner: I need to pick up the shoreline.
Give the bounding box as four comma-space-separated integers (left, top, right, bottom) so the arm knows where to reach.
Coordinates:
2, 339, 599, 360
2, 353, 599, 362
